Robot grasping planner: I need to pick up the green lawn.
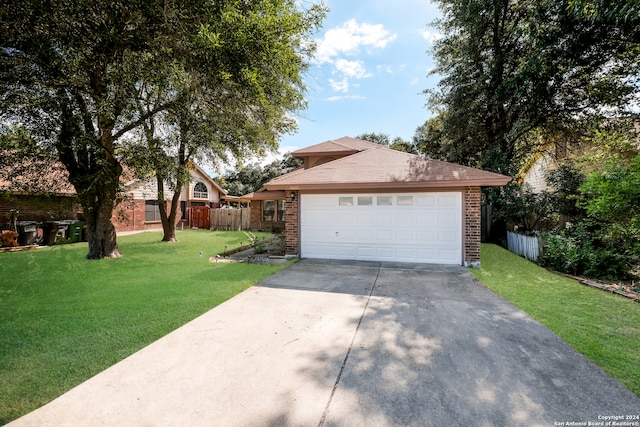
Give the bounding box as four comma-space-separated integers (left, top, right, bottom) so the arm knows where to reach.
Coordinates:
472, 244, 640, 397
0, 230, 284, 425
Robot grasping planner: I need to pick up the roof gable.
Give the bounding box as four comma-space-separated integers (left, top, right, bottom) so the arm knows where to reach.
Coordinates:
292, 136, 381, 157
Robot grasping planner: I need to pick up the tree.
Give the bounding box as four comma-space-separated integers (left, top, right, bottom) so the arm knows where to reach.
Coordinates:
355, 132, 417, 154
221, 153, 302, 196
426, 0, 640, 175
0, 0, 326, 256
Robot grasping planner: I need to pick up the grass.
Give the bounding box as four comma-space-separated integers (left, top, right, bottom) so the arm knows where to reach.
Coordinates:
0, 230, 285, 425
472, 243, 640, 397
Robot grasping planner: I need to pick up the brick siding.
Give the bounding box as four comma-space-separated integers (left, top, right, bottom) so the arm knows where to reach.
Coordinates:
464, 186, 482, 267
284, 191, 299, 256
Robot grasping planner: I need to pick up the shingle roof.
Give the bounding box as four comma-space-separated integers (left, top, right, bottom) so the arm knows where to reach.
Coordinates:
291, 136, 381, 157
266, 142, 511, 190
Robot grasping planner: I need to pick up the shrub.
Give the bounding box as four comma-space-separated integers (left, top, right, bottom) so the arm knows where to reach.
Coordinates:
539, 224, 638, 280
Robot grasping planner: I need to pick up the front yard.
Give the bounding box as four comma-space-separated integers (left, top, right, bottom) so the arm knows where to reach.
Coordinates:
0, 230, 282, 425
472, 244, 640, 397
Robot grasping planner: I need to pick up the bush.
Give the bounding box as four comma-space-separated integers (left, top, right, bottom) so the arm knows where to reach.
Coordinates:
539, 224, 638, 280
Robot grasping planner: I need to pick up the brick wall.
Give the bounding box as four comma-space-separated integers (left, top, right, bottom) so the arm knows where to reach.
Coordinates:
0, 194, 80, 224
464, 186, 482, 267
284, 191, 299, 256
112, 199, 183, 233
248, 200, 285, 232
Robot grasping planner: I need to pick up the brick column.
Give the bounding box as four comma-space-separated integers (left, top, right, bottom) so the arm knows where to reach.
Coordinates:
464, 187, 481, 268
284, 191, 299, 257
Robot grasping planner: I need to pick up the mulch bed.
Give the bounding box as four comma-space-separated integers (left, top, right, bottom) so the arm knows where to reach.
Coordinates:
556, 272, 640, 302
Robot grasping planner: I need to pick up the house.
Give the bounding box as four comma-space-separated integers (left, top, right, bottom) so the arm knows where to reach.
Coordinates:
521, 131, 587, 193
112, 164, 227, 232
0, 157, 82, 224
1, 159, 226, 233
243, 137, 511, 267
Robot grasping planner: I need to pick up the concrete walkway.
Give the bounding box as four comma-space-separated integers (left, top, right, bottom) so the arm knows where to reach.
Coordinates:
8, 260, 640, 426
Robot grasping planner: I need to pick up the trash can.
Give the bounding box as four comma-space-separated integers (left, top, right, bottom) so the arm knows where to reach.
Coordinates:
67, 221, 85, 242
16, 221, 39, 246
43, 221, 69, 246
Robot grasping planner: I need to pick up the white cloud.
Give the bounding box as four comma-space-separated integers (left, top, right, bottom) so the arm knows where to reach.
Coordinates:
316, 20, 395, 96
335, 59, 371, 79
326, 94, 366, 102
329, 77, 350, 93
376, 65, 394, 74
422, 30, 443, 44
316, 19, 397, 64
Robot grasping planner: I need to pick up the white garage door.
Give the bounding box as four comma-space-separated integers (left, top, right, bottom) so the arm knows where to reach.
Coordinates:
300, 192, 463, 264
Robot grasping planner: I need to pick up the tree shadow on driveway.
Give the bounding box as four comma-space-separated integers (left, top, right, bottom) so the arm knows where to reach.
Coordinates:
261, 260, 640, 427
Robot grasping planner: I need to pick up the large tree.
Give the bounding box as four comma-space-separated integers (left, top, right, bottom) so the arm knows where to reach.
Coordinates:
0, 0, 325, 257
426, 0, 640, 175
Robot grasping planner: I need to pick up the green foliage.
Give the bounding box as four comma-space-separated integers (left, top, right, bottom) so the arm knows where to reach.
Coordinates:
0, 0, 326, 257
221, 153, 302, 196
0, 230, 282, 423
426, 0, 640, 173
490, 183, 555, 232
243, 231, 266, 254
544, 160, 586, 218
539, 224, 638, 280
355, 132, 418, 154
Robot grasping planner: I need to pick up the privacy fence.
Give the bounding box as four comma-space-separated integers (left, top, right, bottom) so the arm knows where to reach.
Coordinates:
211, 208, 250, 231
507, 231, 541, 262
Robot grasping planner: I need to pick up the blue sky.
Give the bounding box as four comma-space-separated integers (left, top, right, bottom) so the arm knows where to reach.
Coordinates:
278, 0, 443, 155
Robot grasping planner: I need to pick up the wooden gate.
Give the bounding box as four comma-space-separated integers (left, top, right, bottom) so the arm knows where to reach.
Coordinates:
190, 206, 210, 229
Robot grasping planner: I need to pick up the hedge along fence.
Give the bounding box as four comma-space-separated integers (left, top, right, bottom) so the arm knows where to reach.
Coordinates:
507, 231, 541, 262
211, 208, 250, 231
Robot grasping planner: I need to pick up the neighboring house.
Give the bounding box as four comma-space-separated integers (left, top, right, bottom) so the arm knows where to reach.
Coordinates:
0, 157, 82, 224
521, 131, 588, 193
1, 159, 226, 232
243, 137, 510, 267
113, 164, 227, 232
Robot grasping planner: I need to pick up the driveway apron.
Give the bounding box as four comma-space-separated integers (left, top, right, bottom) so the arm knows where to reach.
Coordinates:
8, 259, 639, 427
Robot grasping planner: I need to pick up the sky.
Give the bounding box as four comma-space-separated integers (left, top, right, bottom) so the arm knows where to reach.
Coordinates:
277, 0, 443, 156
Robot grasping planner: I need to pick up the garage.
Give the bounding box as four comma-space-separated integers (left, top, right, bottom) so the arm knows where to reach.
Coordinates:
300, 192, 463, 264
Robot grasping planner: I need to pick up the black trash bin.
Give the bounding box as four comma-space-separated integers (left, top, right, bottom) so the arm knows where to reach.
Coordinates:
16, 221, 39, 246
43, 221, 69, 246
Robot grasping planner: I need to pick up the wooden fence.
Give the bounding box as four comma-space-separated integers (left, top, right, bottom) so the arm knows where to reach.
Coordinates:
211, 208, 250, 231
507, 231, 541, 262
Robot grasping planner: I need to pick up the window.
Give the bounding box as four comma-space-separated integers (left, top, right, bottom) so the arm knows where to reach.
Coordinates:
377, 196, 393, 205
263, 200, 275, 222
277, 200, 286, 221
339, 196, 353, 206
145, 200, 162, 222
193, 182, 208, 199
357, 196, 373, 206
263, 200, 286, 222
397, 196, 414, 205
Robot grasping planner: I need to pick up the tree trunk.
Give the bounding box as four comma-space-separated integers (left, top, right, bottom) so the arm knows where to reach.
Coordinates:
84, 190, 121, 259
157, 176, 180, 243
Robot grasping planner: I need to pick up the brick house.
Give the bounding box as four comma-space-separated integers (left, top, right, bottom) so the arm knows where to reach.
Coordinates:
243, 137, 510, 267
113, 164, 226, 232
1, 160, 226, 233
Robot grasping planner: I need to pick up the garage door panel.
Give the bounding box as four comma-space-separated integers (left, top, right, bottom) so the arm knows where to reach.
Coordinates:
300, 193, 462, 265
395, 230, 415, 242
438, 195, 458, 206
416, 195, 436, 206
416, 231, 435, 241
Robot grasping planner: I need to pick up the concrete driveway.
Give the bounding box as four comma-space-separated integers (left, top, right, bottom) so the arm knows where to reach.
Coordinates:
9, 259, 639, 427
